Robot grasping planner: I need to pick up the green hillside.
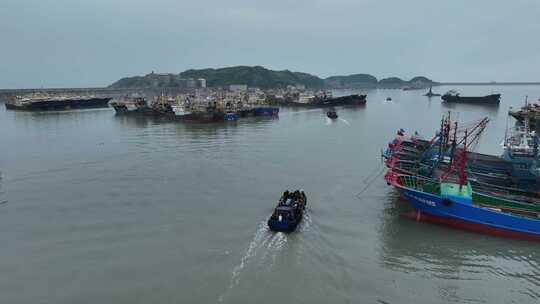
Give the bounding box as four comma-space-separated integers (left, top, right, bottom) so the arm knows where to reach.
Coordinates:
179, 66, 323, 89
109, 65, 436, 89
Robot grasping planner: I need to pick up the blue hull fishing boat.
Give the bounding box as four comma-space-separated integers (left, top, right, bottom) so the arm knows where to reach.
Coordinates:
384, 118, 540, 241
254, 107, 279, 116
387, 173, 540, 241
224, 112, 240, 121
383, 112, 540, 196
268, 190, 306, 232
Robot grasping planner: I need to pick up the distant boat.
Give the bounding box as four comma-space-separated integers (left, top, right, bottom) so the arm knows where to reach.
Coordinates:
441, 90, 500, 106
424, 86, 441, 97
327, 111, 338, 119
386, 97, 392, 101
286, 92, 367, 107
318, 94, 367, 106
402, 86, 422, 91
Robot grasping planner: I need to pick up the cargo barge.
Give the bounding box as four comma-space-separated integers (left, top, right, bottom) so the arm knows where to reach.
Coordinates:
441, 90, 500, 106
278, 92, 367, 107
5, 93, 111, 111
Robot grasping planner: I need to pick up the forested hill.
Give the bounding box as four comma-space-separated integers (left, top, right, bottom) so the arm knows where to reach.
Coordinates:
109, 66, 436, 89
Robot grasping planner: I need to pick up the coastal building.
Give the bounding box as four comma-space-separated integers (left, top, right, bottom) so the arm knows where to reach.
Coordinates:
186, 79, 197, 88
198, 78, 207, 88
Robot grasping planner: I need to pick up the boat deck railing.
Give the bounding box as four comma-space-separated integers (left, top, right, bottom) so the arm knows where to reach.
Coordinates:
398, 174, 440, 195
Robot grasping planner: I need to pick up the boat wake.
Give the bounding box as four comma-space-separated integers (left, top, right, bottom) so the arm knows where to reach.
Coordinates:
219, 220, 287, 302
262, 232, 287, 268
228, 221, 270, 286
338, 118, 350, 125
288, 109, 324, 115
325, 118, 332, 125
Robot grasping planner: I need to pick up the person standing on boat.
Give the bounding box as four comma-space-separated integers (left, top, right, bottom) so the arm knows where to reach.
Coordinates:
292, 190, 299, 201
280, 190, 290, 205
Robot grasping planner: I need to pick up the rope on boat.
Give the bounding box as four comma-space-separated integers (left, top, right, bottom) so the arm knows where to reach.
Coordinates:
356, 166, 386, 199
362, 161, 384, 184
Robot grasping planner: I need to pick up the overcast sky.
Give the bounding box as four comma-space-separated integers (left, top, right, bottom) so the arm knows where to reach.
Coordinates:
1, 0, 539, 88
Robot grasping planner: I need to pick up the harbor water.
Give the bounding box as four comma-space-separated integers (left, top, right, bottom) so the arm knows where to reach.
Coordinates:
0, 86, 539, 303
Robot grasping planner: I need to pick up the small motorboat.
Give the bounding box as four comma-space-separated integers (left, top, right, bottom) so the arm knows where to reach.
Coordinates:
386, 97, 392, 101
268, 190, 307, 232
327, 111, 338, 119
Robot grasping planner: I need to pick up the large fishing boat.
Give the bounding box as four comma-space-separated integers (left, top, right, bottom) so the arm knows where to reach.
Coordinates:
508, 98, 540, 129
5, 93, 111, 111
441, 90, 500, 105
170, 95, 195, 120
386, 172, 540, 241
383, 116, 540, 240
384, 123, 540, 203
110, 94, 151, 114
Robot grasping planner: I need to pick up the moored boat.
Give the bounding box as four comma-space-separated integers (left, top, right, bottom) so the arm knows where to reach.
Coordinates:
110, 94, 150, 114
224, 111, 240, 121
383, 115, 540, 240
254, 107, 279, 116
171, 104, 194, 119
508, 98, 540, 129
386, 172, 540, 241
268, 190, 307, 232
5, 93, 111, 111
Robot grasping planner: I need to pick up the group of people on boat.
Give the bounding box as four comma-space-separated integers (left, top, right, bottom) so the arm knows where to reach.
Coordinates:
278, 189, 306, 208
268, 189, 307, 230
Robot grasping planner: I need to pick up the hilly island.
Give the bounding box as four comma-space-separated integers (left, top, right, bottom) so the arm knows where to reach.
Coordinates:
109, 66, 436, 89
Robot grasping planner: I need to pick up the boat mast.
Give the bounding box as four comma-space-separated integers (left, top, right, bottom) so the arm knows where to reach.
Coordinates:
459, 129, 468, 189
504, 109, 509, 147
438, 117, 444, 162
445, 111, 451, 150
449, 121, 458, 165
